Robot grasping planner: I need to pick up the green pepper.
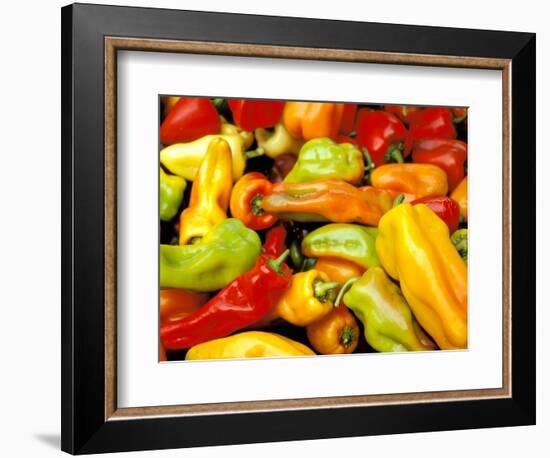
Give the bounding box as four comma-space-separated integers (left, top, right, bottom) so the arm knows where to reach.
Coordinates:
284, 138, 364, 184
301, 223, 380, 270
160, 218, 262, 292
342, 267, 435, 352
160, 168, 186, 222
451, 228, 468, 264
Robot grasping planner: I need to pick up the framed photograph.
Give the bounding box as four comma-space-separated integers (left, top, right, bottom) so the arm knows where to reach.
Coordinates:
61, 3, 536, 454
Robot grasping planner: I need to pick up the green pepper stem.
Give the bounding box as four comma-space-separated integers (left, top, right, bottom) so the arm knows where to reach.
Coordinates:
340, 326, 356, 348
393, 194, 405, 207
384, 143, 404, 164
334, 277, 360, 307
265, 249, 290, 275
362, 147, 375, 171
245, 147, 265, 159
250, 194, 264, 216
313, 280, 340, 301
453, 112, 467, 123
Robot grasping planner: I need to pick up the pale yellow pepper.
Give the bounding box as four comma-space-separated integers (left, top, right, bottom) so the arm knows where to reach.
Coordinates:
255, 123, 304, 158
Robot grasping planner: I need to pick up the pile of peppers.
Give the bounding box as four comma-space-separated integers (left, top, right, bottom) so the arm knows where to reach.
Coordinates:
159, 97, 468, 361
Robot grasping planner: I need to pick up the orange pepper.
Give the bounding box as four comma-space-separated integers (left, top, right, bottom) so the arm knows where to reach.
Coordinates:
451, 176, 468, 222
314, 257, 365, 284
160, 289, 209, 323
159, 342, 167, 361
371, 163, 448, 198
306, 306, 359, 354
282, 102, 356, 140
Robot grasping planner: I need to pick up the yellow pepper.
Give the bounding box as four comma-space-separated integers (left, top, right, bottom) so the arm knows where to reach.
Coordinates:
254, 123, 304, 158
451, 176, 468, 222
267, 270, 340, 326
376, 203, 468, 349
185, 331, 315, 359
220, 116, 254, 149
178, 138, 233, 245
160, 134, 246, 182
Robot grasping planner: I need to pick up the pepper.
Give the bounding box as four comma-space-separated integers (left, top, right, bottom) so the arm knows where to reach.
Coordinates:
160, 342, 167, 361
220, 116, 254, 149
404, 107, 457, 154
451, 107, 468, 123
178, 138, 233, 245
411, 138, 467, 191
160, 97, 221, 145
314, 257, 365, 284
341, 267, 435, 352
254, 123, 304, 158
160, 168, 186, 222
376, 203, 468, 349
284, 138, 364, 184
371, 163, 448, 198
160, 249, 291, 349
384, 105, 422, 125
160, 218, 262, 292
160, 134, 248, 182
451, 228, 468, 263
229, 172, 277, 230
269, 270, 340, 326
185, 331, 315, 359
306, 306, 359, 354
283, 102, 357, 140
263, 224, 287, 257
162, 96, 180, 118
262, 179, 393, 226
355, 109, 407, 166
228, 99, 285, 131
160, 289, 210, 323
411, 195, 460, 233
301, 223, 380, 270
270, 153, 298, 182
450, 176, 468, 222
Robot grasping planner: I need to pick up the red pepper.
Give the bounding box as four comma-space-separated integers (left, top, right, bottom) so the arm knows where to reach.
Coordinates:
452, 107, 468, 123
384, 105, 422, 125
228, 99, 285, 131
339, 104, 358, 135
404, 107, 456, 154
412, 195, 460, 233
230, 172, 278, 230
160, 97, 220, 145
263, 224, 287, 257
160, 250, 292, 350
355, 109, 407, 167
411, 138, 467, 191
335, 135, 358, 146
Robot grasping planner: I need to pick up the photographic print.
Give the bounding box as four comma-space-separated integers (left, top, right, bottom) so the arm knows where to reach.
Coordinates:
159, 98, 468, 361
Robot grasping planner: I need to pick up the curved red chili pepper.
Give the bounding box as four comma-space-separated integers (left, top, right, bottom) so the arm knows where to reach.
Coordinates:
160, 250, 292, 350
412, 195, 460, 233
160, 97, 220, 145
228, 99, 285, 131
263, 224, 287, 258
404, 107, 456, 154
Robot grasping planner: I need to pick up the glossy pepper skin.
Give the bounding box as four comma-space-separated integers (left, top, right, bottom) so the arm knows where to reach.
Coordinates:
306, 306, 359, 355
160, 219, 262, 292
161, 250, 291, 350
411, 195, 460, 233
355, 109, 407, 166
283, 102, 357, 140
270, 270, 340, 326
412, 138, 467, 191
384, 105, 422, 125
371, 163, 448, 198
342, 267, 435, 352
160, 168, 186, 222
263, 224, 287, 258
230, 172, 277, 230
376, 203, 468, 349
262, 179, 392, 226
186, 331, 315, 359
160, 289, 209, 323
451, 176, 468, 222
314, 257, 365, 284
284, 138, 364, 184
178, 138, 233, 245
160, 134, 247, 182
254, 123, 303, 158
404, 107, 457, 154
160, 97, 220, 145
228, 99, 285, 131
301, 223, 380, 270
220, 116, 254, 149
451, 228, 468, 263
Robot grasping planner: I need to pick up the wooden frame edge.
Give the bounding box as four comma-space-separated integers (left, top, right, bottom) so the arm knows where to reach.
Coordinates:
103, 37, 512, 421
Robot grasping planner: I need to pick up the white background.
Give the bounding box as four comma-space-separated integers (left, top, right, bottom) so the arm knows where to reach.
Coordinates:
118, 52, 502, 407
0, 0, 545, 457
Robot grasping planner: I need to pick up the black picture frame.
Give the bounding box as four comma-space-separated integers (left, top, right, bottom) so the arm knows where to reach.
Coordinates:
61, 3, 536, 454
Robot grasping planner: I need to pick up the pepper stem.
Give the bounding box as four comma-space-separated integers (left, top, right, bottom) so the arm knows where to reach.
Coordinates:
453, 112, 468, 123
334, 277, 360, 307
384, 143, 404, 163
362, 147, 375, 171
250, 194, 264, 216
393, 194, 405, 207
340, 326, 356, 348
265, 249, 290, 275
245, 147, 265, 159
313, 280, 340, 303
